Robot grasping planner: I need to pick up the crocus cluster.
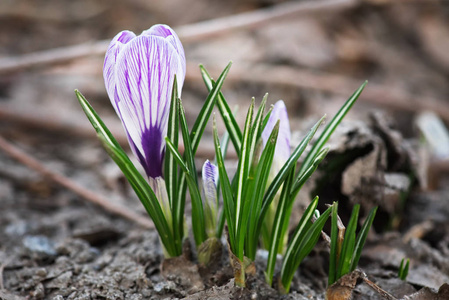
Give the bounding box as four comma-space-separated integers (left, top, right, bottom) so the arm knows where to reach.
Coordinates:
76, 23, 372, 294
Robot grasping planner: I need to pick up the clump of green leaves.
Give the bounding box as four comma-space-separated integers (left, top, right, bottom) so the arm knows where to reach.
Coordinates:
328, 203, 378, 287
76, 63, 232, 258
78, 56, 373, 293
398, 258, 410, 281
202, 64, 368, 289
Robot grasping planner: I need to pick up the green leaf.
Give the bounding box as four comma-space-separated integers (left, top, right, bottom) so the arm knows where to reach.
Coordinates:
290, 147, 329, 199
266, 165, 295, 286
213, 117, 236, 252
235, 99, 255, 259
165, 76, 179, 208
174, 62, 232, 244
298, 81, 366, 177
246, 120, 279, 260
280, 196, 318, 280
165, 137, 206, 246
337, 204, 360, 279
281, 199, 332, 293
256, 116, 325, 239
191, 62, 232, 153
178, 98, 206, 246
238, 95, 268, 258
328, 202, 339, 286
398, 258, 410, 280
164, 77, 180, 249
75, 90, 178, 257
261, 101, 273, 132
200, 65, 242, 155
350, 206, 377, 271
275, 147, 328, 263
215, 129, 230, 238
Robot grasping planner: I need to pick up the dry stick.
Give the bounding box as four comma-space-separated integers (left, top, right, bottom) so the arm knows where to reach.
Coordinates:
0, 135, 154, 229
359, 271, 399, 300
0, 105, 129, 145
0, 0, 357, 74
0, 105, 225, 159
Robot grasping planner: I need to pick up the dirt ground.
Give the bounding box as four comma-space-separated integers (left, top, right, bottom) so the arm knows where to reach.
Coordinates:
0, 0, 449, 299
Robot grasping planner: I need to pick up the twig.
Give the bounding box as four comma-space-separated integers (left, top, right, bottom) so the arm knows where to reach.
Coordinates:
0, 105, 128, 145
0, 135, 154, 229
0, 105, 233, 159
0, 0, 357, 74
359, 271, 399, 300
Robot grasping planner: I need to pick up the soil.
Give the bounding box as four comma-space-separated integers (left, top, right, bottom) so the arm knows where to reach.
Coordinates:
1, 1, 449, 299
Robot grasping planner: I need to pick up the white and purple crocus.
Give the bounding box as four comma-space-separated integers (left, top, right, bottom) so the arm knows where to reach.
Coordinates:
262, 100, 291, 176
103, 24, 186, 180
261, 100, 291, 251
202, 160, 219, 238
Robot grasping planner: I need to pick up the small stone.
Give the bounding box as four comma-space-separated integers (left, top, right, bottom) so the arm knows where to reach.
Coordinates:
23, 235, 57, 257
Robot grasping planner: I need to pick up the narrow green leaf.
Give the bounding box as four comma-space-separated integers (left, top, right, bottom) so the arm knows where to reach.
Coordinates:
399, 258, 410, 280
238, 95, 268, 258
174, 62, 232, 244
281, 196, 319, 281
289, 147, 329, 199
215, 129, 230, 238
179, 98, 198, 186
165, 137, 206, 246
164, 76, 179, 208
191, 62, 232, 153
164, 77, 180, 250
275, 147, 329, 261
398, 259, 405, 279
200, 65, 242, 155
350, 206, 377, 271
328, 202, 339, 286
256, 116, 325, 238
165, 138, 189, 174
266, 165, 295, 286
246, 120, 279, 260
337, 204, 360, 279
179, 98, 206, 245
281, 201, 332, 293
235, 99, 255, 260
298, 81, 367, 177
75, 90, 178, 256
261, 102, 273, 132
213, 117, 236, 252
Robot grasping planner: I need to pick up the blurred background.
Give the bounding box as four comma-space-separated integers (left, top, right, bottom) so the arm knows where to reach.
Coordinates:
1, 0, 449, 298
1, 0, 449, 222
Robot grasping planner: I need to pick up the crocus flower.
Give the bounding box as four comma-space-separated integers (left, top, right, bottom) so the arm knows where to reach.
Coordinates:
262, 100, 291, 174
261, 100, 291, 252
202, 160, 219, 238
103, 24, 186, 179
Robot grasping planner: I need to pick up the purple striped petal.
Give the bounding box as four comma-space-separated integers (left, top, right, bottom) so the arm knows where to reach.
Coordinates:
202, 160, 218, 237
262, 100, 291, 165
103, 24, 186, 178
202, 160, 218, 201
103, 30, 136, 113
